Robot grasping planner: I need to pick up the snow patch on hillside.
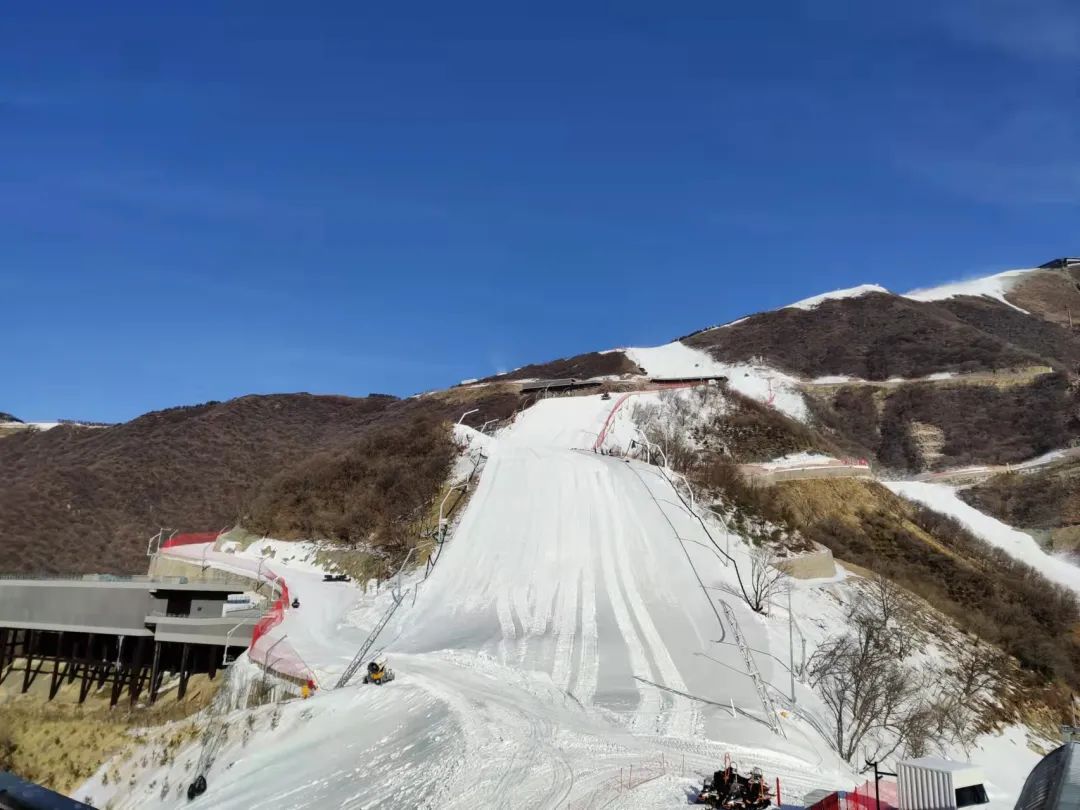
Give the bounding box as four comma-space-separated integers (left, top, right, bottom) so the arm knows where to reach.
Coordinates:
884, 481, 1080, 595
758, 452, 840, 470
904, 268, 1033, 312
784, 284, 889, 311
622, 341, 809, 422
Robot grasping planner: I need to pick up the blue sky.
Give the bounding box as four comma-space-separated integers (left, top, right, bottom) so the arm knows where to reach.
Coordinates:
3, 1, 1079, 421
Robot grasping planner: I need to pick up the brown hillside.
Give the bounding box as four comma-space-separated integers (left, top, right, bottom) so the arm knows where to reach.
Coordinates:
960, 462, 1080, 533
0, 389, 518, 576
698, 469, 1080, 686
684, 292, 1045, 380
805, 372, 1080, 473
939, 296, 1080, 370
1007, 267, 1080, 328
481, 350, 641, 382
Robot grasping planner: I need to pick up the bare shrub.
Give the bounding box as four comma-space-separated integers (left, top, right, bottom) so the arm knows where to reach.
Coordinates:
745, 547, 786, 615
807, 587, 922, 762
0, 730, 16, 771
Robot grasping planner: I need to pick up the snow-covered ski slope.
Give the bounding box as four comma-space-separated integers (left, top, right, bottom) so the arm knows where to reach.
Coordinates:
94, 393, 862, 809
885, 481, 1080, 596
401, 394, 770, 738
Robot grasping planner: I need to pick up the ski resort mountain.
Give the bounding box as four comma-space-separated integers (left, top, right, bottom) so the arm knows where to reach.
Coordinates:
4, 260, 1080, 807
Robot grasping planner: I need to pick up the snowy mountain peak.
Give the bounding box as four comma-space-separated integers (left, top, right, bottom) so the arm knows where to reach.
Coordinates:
783, 284, 890, 311
903, 267, 1035, 311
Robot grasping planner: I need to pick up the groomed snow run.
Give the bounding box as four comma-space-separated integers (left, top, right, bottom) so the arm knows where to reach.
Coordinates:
89, 393, 868, 809
622, 341, 809, 422
904, 268, 1034, 312
783, 284, 889, 311
884, 481, 1080, 595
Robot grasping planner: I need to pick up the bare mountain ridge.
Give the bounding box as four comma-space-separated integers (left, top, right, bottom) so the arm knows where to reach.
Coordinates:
0, 389, 518, 575
6, 261, 1080, 574
505, 265, 1080, 383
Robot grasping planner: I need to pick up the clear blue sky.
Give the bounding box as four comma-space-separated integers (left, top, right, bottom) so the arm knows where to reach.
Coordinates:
4, 1, 1079, 422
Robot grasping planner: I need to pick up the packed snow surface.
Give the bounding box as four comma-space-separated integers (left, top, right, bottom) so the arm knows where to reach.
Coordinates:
756, 452, 841, 470
622, 341, 809, 422
94, 393, 866, 809
88, 396, 1046, 808
783, 284, 889, 310
884, 481, 1080, 595
904, 268, 1033, 311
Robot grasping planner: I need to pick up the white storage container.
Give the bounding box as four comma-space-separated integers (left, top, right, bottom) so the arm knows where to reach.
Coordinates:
898, 757, 989, 810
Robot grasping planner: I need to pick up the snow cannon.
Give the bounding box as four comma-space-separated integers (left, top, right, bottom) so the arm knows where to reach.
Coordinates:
362, 658, 395, 685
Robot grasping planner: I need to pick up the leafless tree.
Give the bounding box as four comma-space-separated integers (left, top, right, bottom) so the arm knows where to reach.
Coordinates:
746, 546, 786, 614
862, 575, 915, 658
917, 637, 1008, 756
807, 596, 924, 763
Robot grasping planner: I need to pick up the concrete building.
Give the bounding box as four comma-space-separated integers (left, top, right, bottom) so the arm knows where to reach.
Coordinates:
0, 576, 261, 707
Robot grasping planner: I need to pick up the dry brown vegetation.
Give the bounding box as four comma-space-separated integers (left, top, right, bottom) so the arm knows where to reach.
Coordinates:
703, 472, 1080, 689
684, 293, 1044, 380
960, 463, 1080, 531
695, 387, 834, 462
245, 417, 455, 558
1006, 267, 1080, 328
479, 350, 641, 382
940, 296, 1080, 370
806, 372, 1080, 472
0, 388, 519, 575
0, 674, 215, 795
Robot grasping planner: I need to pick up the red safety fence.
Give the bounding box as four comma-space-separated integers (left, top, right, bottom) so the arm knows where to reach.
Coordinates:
161, 531, 222, 549
851, 779, 897, 810
250, 571, 289, 648
593, 393, 633, 450
808, 781, 897, 810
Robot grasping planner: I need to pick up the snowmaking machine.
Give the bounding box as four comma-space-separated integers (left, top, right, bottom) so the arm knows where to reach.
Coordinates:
361, 658, 395, 685
696, 761, 773, 810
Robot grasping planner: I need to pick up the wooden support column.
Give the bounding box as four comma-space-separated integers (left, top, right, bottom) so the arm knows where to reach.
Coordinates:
147, 640, 162, 704
96, 654, 109, 688
21, 630, 35, 693
110, 663, 128, 708
0, 628, 8, 685
48, 631, 65, 700
129, 637, 151, 705
79, 661, 95, 704
177, 643, 191, 700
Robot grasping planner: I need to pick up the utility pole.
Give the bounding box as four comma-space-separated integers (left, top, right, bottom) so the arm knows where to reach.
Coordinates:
864, 760, 898, 810
787, 586, 795, 702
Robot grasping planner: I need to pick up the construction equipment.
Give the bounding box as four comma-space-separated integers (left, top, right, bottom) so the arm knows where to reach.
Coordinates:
336, 593, 404, 688
696, 762, 773, 809
361, 658, 395, 685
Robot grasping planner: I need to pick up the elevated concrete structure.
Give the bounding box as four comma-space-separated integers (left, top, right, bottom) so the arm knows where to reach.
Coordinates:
0, 576, 262, 706
0, 578, 259, 645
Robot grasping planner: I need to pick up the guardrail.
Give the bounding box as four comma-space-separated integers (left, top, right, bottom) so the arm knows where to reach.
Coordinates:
0, 573, 188, 583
